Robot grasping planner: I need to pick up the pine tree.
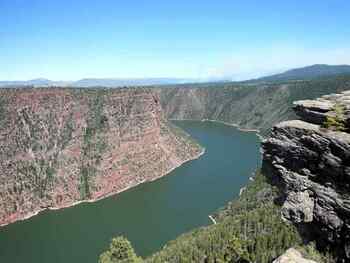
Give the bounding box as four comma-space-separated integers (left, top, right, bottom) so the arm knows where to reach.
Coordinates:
99, 236, 142, 263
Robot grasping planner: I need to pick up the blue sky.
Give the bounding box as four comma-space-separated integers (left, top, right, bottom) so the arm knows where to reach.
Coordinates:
1, 0, 349, 80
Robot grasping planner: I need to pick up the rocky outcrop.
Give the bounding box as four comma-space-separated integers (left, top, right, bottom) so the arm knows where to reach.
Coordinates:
273, 248, 317, 263
262, 90, 350, 262
0, 88, 203, 226
293, 90, 350, 127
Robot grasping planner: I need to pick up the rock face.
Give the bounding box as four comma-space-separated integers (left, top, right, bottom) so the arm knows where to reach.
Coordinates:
293, 90, 350, 127
262, 90, 350, 261
0, 88, 203, 226
273, 248, 317, 263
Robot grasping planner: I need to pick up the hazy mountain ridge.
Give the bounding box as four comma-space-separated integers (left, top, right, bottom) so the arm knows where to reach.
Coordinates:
0, 78, 199, 88
251, 64, 350, 82
2, 64, 350, 88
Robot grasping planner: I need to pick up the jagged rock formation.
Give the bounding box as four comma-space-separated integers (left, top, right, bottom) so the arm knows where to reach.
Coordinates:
262, 90, 350, 261
0, 88, 203, 226
273, 248, 317, 263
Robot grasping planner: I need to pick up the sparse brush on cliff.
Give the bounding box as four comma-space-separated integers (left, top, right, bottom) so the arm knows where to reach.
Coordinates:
80, 91, 108, 199
323, 104, 346, 131
0, 88, 203, 227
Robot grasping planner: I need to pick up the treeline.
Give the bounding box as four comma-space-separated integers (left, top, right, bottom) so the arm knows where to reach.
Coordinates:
99, 171, 328, 263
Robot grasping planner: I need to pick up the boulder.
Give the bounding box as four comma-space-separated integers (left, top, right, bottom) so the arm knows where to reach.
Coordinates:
273, 248, 318, 263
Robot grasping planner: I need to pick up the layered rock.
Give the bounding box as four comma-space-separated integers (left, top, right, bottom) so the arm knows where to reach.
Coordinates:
0, 88, 203, 226
293, 90, 350, 128
262, 90, 350, 261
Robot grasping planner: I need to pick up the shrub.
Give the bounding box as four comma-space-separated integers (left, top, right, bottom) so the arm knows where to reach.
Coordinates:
323, 104, 346, 131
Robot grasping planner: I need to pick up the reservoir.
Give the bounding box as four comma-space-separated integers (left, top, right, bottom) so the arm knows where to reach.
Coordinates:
0, 121, 261, 263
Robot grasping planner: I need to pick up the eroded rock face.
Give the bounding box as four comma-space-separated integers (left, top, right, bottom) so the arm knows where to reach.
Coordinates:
263, 93, 350, 261
273, 248, 317, 263
0, 88, 203, 226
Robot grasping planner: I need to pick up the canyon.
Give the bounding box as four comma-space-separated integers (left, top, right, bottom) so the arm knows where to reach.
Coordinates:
140, 80, 350, 262
0, 87, 203, 226
2, 73, 350, 262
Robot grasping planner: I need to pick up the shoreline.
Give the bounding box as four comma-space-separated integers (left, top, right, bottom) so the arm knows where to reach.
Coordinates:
0, 148, 205, 228
170, 118, 264, 141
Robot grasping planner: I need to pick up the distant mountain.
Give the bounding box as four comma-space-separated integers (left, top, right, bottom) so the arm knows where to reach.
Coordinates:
253, 64, 350, 82
72, 78, 195, 87
26, 78, 53, 86
2, 64, 350, 87
0, 79, 47, 87
0, 78, 199, 88
0, 79, 70, 87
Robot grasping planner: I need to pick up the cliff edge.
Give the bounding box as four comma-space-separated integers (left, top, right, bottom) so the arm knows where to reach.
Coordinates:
262, 90, 350, 261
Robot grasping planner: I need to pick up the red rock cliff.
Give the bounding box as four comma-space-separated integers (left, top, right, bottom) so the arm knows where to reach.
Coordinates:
0, 87, 203, 226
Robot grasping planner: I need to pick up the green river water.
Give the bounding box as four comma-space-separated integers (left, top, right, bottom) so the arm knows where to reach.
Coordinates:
0, 121, 261, 263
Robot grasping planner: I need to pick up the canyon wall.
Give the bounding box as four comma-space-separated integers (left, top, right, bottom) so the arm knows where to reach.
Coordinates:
262, 91, 350, 261
158, 75, 350, 135
0, 87, 203, 226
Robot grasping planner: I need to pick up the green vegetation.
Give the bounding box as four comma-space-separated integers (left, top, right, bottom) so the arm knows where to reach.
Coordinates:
16, 157, 57, 198
100, 171, 307, 262
323, 104, 346, 131
79, 166, 94, 199
59, 112, 75, 150
99, 237, 142, 263
0, 97, 8, 126
80, 91, 108, 199
146, 171, 302, 263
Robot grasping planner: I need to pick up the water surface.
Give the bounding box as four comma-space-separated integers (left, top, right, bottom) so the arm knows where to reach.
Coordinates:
0, 121, 261, 263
